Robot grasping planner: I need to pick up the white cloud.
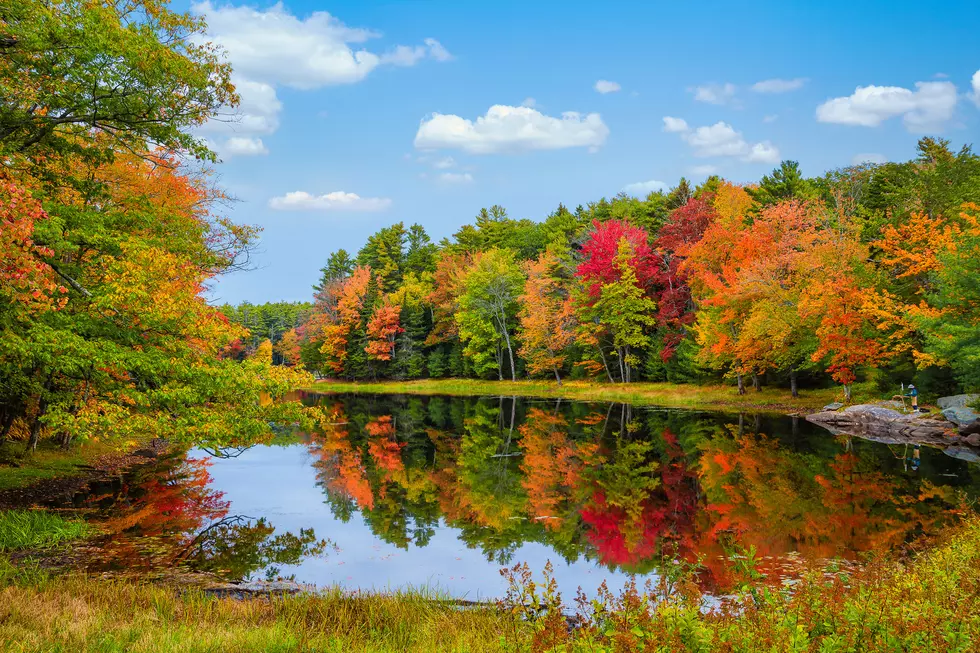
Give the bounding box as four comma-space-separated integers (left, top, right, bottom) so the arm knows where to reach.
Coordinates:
691, 82, 736, 105
970, 69, 980, 108
745, 142, 780, 163
521, 97, 537, 108
690, 164, 718, 175
594, 80, 621, 94
662, 116, 689, 133
424, 37, 453, 62
415, 105, 609, 154
432, 156, 456, 169
199, 77, 281, 157
194, 2, 450, 88
763, 114, 779, 123
663, 118, 781, 164
268, 191, 392, 212
816, 81, 957, 132
751, 78, 807, 93
192, 2, 450, 154
217, 136, 269, 157
439, 172, 473, 184
852, 153, 887, 165
622, 180, 666, 195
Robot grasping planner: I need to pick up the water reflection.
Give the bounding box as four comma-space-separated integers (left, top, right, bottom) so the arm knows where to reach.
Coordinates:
52, 454, 330, 582
302, 393, 978, 591
55, 393, 980, 596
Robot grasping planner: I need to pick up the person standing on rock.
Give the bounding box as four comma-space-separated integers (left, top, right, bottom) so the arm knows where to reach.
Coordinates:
907, 384, 918, 412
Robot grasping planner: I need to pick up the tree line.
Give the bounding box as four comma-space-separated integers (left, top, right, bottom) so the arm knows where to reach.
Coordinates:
232, 139, 980, 401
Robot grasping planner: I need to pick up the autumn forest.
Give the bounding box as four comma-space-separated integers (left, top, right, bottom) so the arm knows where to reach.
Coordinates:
3, 1, 980, 651
226, 141, 980, 402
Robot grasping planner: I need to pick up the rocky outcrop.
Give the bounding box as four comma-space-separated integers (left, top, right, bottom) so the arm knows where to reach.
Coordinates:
806, 403, 980, 450
937, 394, 980, 435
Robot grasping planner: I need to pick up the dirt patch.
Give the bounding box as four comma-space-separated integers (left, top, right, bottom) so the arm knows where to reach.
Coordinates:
0, 439, 169, 511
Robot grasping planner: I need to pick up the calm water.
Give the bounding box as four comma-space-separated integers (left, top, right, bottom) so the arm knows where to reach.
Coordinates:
64, 393, 980, 599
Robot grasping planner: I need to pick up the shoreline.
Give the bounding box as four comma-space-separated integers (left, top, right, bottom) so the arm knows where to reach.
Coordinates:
299, 378, 868, 415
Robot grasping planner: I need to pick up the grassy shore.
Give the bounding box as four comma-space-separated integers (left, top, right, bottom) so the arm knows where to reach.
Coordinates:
0, 440, 118, 492
0, 516, 976, 652
303, 378, 875, 414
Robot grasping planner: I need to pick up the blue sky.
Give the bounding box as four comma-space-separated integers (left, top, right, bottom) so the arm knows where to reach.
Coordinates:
180, 0, 980, 305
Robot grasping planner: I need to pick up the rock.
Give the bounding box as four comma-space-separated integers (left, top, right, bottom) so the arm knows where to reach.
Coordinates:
874, 400, 907, 411
965, 433, 980, 447
823, 402, 845, 411
131, 448, 158, 459
937, 394, 980, 410
944, 447, 980, 463
807, 403, 955, 445
941, 407, 980, 435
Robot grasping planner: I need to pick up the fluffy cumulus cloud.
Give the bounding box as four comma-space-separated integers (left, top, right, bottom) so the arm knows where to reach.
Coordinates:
268, 191, 392, 212
622, 179, 666, 195
662, 116, 689, 133
191, 1, 451, 155
214, 136, 269, 157
594, 80, 621, 94
663, 117, 780, 164
751, 78, 807, 93
971, 69, 980, 108
816, 81, 957, 132
690, 82, 736, 105
415, 105, 609, 154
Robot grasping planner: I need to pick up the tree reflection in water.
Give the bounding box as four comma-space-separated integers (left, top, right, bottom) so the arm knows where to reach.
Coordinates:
62, 454, 331, 582
301, 393, 979, 592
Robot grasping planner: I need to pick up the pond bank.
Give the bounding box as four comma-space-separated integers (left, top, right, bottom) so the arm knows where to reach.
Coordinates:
302, 378, 868, 415
0, 439, 169, 510
1, 517, 978, 652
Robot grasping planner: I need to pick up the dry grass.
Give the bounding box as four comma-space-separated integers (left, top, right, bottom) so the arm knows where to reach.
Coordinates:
0, 579, 517, 652
304, 378, 873, 414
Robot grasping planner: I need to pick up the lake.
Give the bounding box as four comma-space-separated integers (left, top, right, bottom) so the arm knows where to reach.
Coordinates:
63, 392, 980, 600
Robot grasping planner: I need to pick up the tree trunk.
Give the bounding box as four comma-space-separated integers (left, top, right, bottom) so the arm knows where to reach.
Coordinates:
598, 346, 614, 383
27, 413, 44, 453
504, 331, 516, 382
496, 309, 516, 382
843, 384, 852, 402
736, 372, 746, 395
752, 373, 760, 392
553, 365, 562, 386
616, 348, 625, 384
496, 344, 503, 381
790, 368, 798, 399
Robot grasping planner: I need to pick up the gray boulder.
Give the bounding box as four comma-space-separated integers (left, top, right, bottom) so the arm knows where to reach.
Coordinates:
944, 447, 980, 463
807, 403, 955, 444
937, 394, 979, 410
942, 407, 980, 435
822, 402, 845, 411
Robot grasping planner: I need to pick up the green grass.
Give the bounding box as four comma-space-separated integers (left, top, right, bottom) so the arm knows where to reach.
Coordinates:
303, 378, 877, 414
0, 440, 116, 492
0, 510, 91, 552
